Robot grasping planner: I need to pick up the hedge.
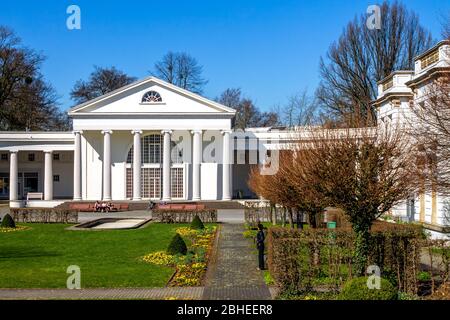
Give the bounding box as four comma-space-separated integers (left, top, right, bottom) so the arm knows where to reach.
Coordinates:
267, 221, 423, 295
10, 208, 78, 223
152, 209, 217, 223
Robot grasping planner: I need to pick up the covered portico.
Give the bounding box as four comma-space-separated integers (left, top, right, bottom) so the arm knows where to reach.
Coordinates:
69, 76, 236, 202
0, 132, 75, 207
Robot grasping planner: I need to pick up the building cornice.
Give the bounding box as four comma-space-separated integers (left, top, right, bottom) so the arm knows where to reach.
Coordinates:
414, 39, 450, 61
405, 67, 450, 89
377, 70, 414, 85
70, 112, 236, 119
372, 92, 413, 108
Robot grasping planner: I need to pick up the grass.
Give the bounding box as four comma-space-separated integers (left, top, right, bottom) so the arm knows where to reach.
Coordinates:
0, 222, 201, 288
263, 270, 274, 285
431, 247, 450, 258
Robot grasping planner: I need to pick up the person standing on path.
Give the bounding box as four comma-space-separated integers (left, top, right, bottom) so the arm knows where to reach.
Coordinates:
256, 223, 265, 270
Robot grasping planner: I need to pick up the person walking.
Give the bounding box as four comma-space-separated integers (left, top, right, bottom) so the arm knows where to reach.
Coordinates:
256, 223, 265, 270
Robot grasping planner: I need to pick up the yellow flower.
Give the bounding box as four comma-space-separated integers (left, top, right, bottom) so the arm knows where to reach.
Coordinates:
142, 251, 174, 266
0, 226, 30, 233
192, 263, 206, 270
176, 227, 198, 237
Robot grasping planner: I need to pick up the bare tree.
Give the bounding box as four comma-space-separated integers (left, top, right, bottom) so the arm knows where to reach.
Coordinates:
0, 26, 69, 131
152, 51, 207, 94
248, 151, 298, 228
277, 90, 318, 127
296, 123, 417, 274
248, 148, 326, 228
71, 66, 136, 104
217, 88, 279, 129
317, 1, 432, 124
441, 11, 450, 40
216, 88, 242, 109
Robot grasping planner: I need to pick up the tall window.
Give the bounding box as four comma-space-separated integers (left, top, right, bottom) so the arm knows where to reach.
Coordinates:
171, 167, 184, 198
127, 134, 163, 164
126, 167, 162, 199
126, 133, 184, 199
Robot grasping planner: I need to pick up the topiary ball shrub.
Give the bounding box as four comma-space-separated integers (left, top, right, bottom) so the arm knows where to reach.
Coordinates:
339, 276, 397, 300
167, 233, 188, 255
1, 214, 16, 228
191, 215, 205, 230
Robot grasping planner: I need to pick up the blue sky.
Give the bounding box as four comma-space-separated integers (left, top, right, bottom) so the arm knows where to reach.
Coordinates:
0, 0, 448, 112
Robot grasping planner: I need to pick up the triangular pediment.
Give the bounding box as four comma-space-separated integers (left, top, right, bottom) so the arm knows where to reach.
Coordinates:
69, 77, 235, 115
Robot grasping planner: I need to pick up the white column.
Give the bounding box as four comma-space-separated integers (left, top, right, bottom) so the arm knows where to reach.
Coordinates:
9, 151, 18, 201
44, 151, 53, 201
162, 129, 172, 201
73, 131, 82, 200
132, 130, 142, 200
102, 130, 113, 201
191, 130, 202, 201
222, 130, 232, 200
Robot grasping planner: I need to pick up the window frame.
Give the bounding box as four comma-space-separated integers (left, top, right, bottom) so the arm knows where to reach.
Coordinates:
141, 91, 163, 104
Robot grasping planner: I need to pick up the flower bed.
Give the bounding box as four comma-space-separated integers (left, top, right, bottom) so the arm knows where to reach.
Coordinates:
0, 225, 30, 233
141, 225, 217, 286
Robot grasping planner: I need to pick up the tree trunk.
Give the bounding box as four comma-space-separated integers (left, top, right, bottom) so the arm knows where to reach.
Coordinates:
296, 208, 303, 230
309, 211, 318, 228
353, 224, 371, 276
271, 205, 277, 226
288, 207, 294, 229
269, 205, 273, 224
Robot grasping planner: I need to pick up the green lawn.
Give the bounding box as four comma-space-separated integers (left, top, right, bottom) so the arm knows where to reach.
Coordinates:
0, 223, 193, 288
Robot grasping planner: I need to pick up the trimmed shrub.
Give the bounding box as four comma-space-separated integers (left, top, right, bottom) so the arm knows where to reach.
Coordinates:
152, 209, 217, 223
1, 214, 16, 228
10, 208, 78, 223
167, 233, 188, 255
191, 215, 205, 230
339, 277, 397, 300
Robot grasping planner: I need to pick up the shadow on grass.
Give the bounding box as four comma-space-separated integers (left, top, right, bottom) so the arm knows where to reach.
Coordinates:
0, 246, 61, 259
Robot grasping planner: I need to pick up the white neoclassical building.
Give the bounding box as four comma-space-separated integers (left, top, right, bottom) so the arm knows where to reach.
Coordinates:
0, 77, 245, 206
0, 40, 449, 234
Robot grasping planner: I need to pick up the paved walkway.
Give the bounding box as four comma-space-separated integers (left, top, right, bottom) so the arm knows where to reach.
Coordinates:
0, 287, 203, 300
217, 209, 245, 224
202, 223, 272, 300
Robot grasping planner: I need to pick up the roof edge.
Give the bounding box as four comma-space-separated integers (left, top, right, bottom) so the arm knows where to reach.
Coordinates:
69, 76, 236, 114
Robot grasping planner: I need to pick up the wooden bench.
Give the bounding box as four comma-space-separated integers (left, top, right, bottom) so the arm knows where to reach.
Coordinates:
68, 202, 130, 212
27, 192, 43, 200
109, 203, 129, 212
69, 203, 95, 212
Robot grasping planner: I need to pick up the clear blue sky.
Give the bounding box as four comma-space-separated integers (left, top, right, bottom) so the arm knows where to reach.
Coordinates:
1, 0, 448, 112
